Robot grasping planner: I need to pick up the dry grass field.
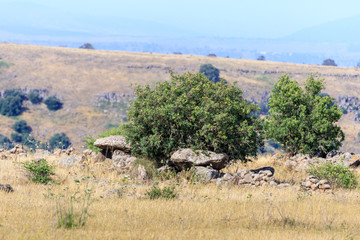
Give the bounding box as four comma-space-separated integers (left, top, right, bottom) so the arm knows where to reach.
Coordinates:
1, 43, 360, 151
1, 154, 360, 239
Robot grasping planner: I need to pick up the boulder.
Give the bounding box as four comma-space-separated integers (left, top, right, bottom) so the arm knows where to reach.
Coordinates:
94, 135, 131, 152
58, 154, 85, 167
193, 166, 219, 182
134, 165, 150, 182
250, 166, 275, 176
170, 148, 228, 170
9, 145, 26, 154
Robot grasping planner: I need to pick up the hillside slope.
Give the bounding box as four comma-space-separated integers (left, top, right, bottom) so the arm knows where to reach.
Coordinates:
0, 43, 359, 151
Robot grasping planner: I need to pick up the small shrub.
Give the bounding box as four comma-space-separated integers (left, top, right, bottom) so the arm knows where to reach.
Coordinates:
56, 187, 93, 229
79, 43, 94, 50
341, 108, 348, 114
22, 159, 55, 184
44, 96, 63, 111
28, 91, 43, 104
0, 134, 13, 149
307, 162, 358, 189
146, 182, 177, 200
49, 133, 71, 150
12, 120, 32, 134
11, 133, 23, 142
199, 64, 220, 83
0, 89, 26, 116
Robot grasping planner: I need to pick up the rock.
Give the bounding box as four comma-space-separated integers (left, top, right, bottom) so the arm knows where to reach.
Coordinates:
243, 173, 253, 183
95, 151, 106, 162
53, 149, 62, 156
250, 166, 275, 176
9, 145, 26, 154
94, 135, 131, 152
58, 154, 85, 167
0, 184, 14, 193
157, 165, 176, 174
65, 147, 75, 155
83, 149, 93, 155
170, 148, 229, 170
277, 183, 290, 188
112, 150, 136, 170
193, 166, 219, 182
135, 165, 150, 182
35, 150, 51, 157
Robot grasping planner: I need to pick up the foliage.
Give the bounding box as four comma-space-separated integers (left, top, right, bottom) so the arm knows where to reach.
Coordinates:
146, 182, 177, 200
12, 120, 32, 134
22, 134, 40, 151
266, 74, 344, 157
28, 90, 43, 104
84, 125, 128, 152
0, 89, 26, 116
307, 162, 358, 189
126, 71, 263, 162
0, 134, 13, 149
322, 58, 337, 66
257, 55, 266, 61
199, 64, 220, 83
44, 96, 63, 111
49, 133, 71, 150
56, 187, 93, 229
11, 133, 23, 143
21, 159, 55, 184
79, 43, 94, 50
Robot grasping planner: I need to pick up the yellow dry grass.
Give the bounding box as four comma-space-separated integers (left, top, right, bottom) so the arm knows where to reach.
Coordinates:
1, 154, 360, 239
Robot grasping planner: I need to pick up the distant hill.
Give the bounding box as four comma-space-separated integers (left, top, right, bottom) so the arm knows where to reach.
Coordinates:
0, 43, 360, 152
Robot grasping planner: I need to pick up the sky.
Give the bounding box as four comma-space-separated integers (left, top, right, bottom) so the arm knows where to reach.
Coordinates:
3, 0, 360, 38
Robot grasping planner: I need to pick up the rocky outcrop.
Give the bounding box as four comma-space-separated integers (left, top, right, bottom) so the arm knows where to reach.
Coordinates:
94, 135, 131, 153
300, 176, 332, 193
9, 145, 26, 154
193, 166, 220, 182
170, 148, 229, 170
0, 184, 14, 193
58, 154, 86, 167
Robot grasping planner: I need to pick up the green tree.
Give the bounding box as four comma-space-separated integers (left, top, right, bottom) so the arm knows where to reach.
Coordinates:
265, 74, 344, 157
322, 58, 337, 66
79, 43, 94, 49
12, 120, 32, 134
0, 89, 26, 116
44, 96, 63, 111
28, 91, 43, 104
11, 133, 23, 143
49, 133, 71, 150
125, 71, 263, 163
199, 64, 220, 83
0, 134, 13, 149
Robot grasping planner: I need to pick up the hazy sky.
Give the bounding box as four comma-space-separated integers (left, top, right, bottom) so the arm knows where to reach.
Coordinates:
3, 0, 360, 38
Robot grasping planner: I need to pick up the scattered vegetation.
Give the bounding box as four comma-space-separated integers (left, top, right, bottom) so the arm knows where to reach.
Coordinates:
21, 159, 55, 184
49, 133, 71, 150
44, 95, 63, 111
0, 89, 27, 116
266, 74, 344, 157
146, 182, 177, 200
307, 161, 358, 189
0, 134, 13, 149
125, 71, 263, 163
28, 90, 43, 104
56, 187, 93, 229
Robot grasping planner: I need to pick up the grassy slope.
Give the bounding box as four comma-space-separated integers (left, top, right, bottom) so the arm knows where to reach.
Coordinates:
0, 43, 359, 150
1, 154, 360, 239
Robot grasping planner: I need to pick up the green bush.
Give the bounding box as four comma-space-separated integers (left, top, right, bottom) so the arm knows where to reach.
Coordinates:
199, 64, 220, 83
126, 71, 263, 163
11, 133, 23, 143
44, 96, 63, 111
22, 159, 55, 184
28, 91, 43, 104
49, 133, 71, 150
12, 120, 32, 134
0, 89, 26, 116
266, 74, 344, 157
22, 134, 40, 151
307, 162, 358, 189
146, 182, 177, 200
0, 134, 13, 149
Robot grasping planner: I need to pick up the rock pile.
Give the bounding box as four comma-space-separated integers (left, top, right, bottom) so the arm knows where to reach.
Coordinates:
300, 176, 332, 193
94, 135, 138, 174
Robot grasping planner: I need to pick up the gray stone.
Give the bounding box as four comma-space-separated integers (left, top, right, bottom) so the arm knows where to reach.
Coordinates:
94, 135, 131, 152
170, 148, 228, 170
135, 165, 150, 182
243, 173, 253, 183
193, 166, 219, 182
58, 155, 85, 167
